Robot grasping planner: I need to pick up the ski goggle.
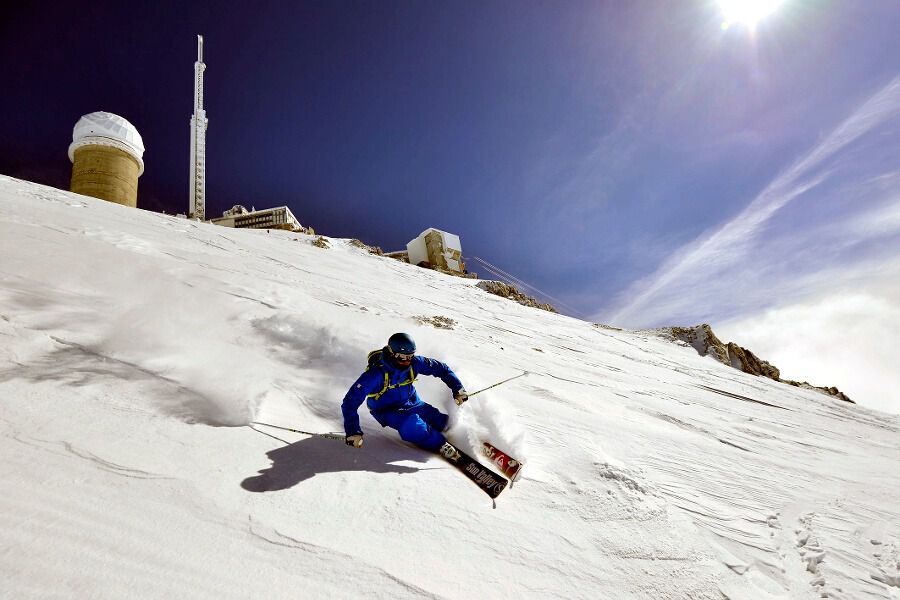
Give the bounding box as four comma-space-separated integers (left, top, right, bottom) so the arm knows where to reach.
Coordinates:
392, 351, 415, 362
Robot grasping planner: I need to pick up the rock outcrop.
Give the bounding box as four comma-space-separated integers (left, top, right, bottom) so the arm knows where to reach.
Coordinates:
667, 325, 782, 380
349, 239, 383, 255
476, 281, 558, 313
657, 324, 853, 404
784, 381, 853, 404
414, 315, 457, 330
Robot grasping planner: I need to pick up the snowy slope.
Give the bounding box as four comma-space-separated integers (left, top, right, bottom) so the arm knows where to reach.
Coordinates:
1, 174, 899, 600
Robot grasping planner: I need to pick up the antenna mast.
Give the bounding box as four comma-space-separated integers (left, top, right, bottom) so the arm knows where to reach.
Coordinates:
189, 34, 208, 220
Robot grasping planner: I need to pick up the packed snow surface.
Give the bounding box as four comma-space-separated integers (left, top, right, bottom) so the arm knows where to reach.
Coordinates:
1, 175, 899, 599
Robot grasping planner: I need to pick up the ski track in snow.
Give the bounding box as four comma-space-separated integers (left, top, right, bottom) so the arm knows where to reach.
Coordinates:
2, 175, 900, 599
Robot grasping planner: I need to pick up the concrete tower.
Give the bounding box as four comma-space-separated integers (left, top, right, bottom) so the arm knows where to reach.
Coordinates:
189, 34, 208, 220
68, 112, 145, 208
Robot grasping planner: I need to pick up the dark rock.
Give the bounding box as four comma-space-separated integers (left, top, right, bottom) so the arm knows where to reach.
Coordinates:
475, 281, 558, 313
658, 324, 853, 404
349, 239, 383, 255
414, 315, 457, 330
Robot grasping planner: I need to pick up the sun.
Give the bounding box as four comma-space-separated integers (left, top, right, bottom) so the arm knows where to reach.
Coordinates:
718, 0, 785, 30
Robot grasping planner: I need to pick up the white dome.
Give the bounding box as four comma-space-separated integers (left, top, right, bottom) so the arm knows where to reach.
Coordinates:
68, 111, 145, 174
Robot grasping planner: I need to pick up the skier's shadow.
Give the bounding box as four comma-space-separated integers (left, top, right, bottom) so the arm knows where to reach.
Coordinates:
241, 429, 432, 493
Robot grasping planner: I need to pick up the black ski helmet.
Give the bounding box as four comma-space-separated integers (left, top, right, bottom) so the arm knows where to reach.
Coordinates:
387, 332, 416, 355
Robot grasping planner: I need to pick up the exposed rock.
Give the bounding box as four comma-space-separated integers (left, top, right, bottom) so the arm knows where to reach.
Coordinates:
476, 281, 558, 313
312, 236, 330, 249
669, 324, 730, 365
413, 260, 478, 279
414, 315, 457, 330
656, 324, 853, 404
349, 239, 383, 255
289, 224, 315, 235
725, 342, 781, 380
385, 250, 410, 263
785, 381, 854, 404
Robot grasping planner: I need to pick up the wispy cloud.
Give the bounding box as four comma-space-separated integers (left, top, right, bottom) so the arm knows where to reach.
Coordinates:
602, 74, 900, 327
845, 182, 900, 238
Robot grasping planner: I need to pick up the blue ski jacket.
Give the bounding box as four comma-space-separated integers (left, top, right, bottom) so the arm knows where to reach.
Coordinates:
341, 349, 464, 436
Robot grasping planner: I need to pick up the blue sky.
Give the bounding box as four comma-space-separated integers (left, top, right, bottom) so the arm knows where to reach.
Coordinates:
2, 1, 899, 411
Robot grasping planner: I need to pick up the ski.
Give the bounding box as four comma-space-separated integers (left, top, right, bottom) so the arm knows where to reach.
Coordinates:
481, 441, 523, 482
438, 441, 508, 499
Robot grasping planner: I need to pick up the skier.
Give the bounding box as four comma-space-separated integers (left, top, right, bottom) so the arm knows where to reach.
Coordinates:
341, 333, 468, 451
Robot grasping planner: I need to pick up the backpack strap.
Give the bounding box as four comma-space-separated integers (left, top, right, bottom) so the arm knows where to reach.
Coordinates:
365, 348, 416, 404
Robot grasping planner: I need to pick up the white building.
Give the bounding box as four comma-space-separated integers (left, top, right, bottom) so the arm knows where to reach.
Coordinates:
406, 228, 465, 273
209, 205, 310, 233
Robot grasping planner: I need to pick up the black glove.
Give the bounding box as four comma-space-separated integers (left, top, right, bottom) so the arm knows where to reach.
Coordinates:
345, 433, 363, 448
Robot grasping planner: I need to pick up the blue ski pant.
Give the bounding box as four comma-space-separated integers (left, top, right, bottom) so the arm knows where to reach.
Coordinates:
372, 403, 448, 452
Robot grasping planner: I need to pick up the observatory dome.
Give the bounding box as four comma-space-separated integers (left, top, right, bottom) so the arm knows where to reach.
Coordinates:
68, 111, 145, 174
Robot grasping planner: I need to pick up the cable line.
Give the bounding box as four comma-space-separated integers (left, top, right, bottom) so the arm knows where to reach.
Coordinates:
466, 255, 588, 320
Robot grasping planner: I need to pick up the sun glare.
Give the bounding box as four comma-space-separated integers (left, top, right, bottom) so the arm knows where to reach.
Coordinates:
718, 0, 785, 30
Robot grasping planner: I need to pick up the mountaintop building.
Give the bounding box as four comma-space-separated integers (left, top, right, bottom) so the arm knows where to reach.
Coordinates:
406, 228, 466, 274
209, 205, 313, 234
68, 111, 145, 208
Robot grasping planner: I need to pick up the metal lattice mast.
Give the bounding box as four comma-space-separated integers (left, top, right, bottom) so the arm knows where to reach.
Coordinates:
189, 35, 208, 220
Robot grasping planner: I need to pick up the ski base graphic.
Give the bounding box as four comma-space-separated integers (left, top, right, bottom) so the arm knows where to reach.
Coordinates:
482, 441, 523, 482
439, 442, 508, 499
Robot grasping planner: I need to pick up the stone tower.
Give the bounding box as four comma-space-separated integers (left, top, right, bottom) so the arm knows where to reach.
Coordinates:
68, 111, 145, 208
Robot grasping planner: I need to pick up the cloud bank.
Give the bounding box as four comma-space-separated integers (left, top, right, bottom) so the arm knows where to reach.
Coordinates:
718, 287, 900, 414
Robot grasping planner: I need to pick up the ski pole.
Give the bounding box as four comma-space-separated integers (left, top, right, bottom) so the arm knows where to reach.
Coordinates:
250, 421, 345, 442
467, 371, 529, 398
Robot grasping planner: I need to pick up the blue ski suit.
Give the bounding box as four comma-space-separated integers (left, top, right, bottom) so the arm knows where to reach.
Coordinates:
341, 349, 464, 452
